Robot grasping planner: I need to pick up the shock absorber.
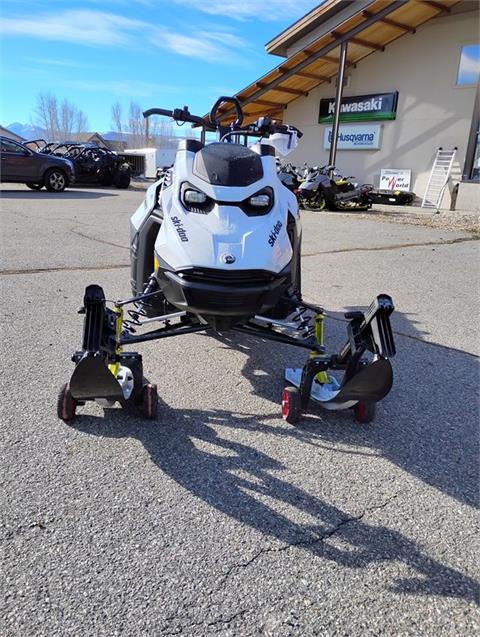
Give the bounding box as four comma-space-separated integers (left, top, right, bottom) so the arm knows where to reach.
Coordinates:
283, 287, 316, 340
123, 274, 160, 332
291, 306, 315, 339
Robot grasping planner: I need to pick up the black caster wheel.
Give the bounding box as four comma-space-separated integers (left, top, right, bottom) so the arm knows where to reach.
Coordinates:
281, 386, 301, 424
141, 383, 158, 419
57, 383, 77, 421
353, 401, 376, 424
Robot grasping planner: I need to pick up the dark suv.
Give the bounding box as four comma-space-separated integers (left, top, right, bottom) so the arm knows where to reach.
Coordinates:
0, 136, 75, 192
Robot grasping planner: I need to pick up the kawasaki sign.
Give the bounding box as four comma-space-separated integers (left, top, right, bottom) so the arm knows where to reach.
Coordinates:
319, 92, 398, 123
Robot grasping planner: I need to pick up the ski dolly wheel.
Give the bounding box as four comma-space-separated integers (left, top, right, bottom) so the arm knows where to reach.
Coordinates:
282, 386, 301, 424
142, 384, 158, 419
57, 383, 77, 421
354, 401, 376, 424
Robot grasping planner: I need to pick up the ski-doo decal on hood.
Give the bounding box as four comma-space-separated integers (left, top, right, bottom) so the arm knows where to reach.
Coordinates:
171, 216, 188, 242
268, 221, 283, 247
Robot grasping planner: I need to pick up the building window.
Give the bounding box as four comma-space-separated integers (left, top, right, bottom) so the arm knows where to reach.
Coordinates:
457, 44, 480, 86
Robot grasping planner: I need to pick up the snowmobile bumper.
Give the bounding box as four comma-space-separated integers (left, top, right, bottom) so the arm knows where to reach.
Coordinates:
158, 266, 291, 319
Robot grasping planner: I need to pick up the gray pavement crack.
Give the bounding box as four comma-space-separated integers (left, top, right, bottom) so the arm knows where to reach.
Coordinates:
303, 236, 478, 258
0, 264, 129, 275
206, 610, 247, 628
216, 493, 399, 589
160, 496, 397, 633
69, 228, 129, 250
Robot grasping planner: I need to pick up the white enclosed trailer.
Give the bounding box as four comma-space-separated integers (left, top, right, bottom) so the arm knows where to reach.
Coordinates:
124, 147, 176, 178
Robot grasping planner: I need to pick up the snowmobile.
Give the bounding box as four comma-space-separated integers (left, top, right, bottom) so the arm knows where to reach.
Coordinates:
298, 165, 373, 212
277, 161, 306, 194
57, 97, 396, 425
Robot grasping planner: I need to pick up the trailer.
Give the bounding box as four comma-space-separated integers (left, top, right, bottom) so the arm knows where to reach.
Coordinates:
124, 147, 176, 179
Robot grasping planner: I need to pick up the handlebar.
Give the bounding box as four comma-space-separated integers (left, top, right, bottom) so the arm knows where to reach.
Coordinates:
269, 123, 303, 139
143, 108, 173, 119
209, 96, 243, 128
142, 107, 216, 131
143, 101, 304, 141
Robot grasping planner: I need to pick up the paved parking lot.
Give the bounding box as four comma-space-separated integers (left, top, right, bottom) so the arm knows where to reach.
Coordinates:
1, 184, 479, 636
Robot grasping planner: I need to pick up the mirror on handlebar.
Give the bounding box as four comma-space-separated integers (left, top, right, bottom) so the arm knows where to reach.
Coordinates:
209, 96, 244, 128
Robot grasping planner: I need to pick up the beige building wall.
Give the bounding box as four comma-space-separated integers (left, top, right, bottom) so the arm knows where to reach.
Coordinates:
284, 7, 478, 206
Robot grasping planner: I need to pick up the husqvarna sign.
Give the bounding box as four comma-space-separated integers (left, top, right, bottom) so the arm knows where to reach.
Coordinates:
319, 92, 398, 123
324, 124, 382, 150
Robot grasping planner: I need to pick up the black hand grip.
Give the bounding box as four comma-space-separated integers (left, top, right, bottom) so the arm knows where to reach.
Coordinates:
143, 108, 174, 119
209, 96, 243, 128
143, 107, 216, 131
273, 124, 303, 138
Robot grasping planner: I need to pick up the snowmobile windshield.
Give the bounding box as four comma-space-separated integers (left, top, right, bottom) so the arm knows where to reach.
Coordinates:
193, 143, 263, 187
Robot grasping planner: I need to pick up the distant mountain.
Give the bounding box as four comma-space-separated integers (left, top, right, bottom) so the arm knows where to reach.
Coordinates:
6, 122, 46, 140
102, 131, 135, 142
4, 123, 199, 145
6, 122, 24, 134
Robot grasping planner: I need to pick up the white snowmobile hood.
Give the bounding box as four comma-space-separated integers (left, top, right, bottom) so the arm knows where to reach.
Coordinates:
154, 148, 298, 274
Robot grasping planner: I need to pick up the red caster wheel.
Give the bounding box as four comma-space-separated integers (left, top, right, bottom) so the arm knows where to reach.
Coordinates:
281, 386, 301, 424
57, 383, 77, 422
353, 401, 376, 423
141, 383, 158, 419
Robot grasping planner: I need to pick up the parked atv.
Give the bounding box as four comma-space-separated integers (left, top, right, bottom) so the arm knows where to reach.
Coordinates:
26, 140, 132, 189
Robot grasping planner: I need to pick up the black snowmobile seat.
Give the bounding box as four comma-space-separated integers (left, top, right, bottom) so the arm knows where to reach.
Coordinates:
193, 143, 263, 187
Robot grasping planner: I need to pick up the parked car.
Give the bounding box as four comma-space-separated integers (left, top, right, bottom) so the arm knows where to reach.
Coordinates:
0, 136, 75, 192
27, 140, 131, 189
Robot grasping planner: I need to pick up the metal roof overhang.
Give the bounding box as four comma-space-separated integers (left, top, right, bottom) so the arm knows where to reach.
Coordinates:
213, 0, 460, 125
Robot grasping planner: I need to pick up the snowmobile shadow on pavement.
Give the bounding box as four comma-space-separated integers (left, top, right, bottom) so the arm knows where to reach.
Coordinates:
206, 307, 479, 510
67, 404, 477, 604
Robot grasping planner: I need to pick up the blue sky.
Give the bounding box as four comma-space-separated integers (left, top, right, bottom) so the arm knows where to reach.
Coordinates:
0, 0, 319, 131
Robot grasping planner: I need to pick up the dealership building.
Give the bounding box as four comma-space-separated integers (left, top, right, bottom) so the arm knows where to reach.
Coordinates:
218, 0, 479, 210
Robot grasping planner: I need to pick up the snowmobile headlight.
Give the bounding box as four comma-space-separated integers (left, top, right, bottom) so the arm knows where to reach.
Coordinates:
242, 187, 274, 217
184, 188, 207, 204
248, 194, 271, 207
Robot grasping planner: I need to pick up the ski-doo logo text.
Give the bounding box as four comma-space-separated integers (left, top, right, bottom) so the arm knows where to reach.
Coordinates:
268, 221, 283, 247
171, 216, 188, 242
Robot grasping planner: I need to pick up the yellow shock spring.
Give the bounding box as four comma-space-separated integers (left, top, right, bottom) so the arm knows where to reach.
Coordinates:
108, 304, 124, 378
311, 312, 329, 384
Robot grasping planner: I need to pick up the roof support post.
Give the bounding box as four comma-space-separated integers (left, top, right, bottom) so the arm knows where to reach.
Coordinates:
328, 40, 348, 176
217, 0, 407, 122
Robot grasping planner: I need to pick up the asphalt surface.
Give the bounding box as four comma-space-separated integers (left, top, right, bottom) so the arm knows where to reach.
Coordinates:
1, 183, 479, 636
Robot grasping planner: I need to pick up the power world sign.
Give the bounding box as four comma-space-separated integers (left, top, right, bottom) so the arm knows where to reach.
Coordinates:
319, 92, 398, 123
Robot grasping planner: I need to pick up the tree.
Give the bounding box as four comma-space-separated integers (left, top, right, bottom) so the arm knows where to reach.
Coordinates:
111, 102, 122, 134
34, 93, 59, 139
33, 93, 89, 140
110, 100, 181, 149
127, 101, 146, 147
